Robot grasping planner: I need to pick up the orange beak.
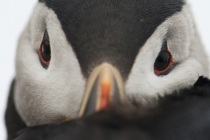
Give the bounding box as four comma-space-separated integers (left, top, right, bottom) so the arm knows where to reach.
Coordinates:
79, 63, 125, 117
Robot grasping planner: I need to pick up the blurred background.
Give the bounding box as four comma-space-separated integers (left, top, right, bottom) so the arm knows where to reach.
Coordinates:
0, 0, 210, 139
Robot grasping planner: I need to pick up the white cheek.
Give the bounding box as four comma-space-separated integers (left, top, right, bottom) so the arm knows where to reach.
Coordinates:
125, 7, 208, 102
126, 57, 201, 102
14, 3, 85, 126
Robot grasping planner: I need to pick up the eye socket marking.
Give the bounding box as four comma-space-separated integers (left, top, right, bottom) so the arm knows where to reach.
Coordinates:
37, 32, 173, 73
38, 30, 51, 68
154, 41, 174, 75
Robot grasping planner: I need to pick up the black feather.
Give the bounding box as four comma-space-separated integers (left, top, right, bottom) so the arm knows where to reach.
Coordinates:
39, 0, 184, 78
5, 80, 26, 140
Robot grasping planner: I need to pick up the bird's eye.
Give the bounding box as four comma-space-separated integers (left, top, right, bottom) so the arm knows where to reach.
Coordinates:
38, 30, 51, 68
154, 42, 174, 75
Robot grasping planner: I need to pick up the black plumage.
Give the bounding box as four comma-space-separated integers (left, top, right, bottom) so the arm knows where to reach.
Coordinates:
5, 80, 26, 140
40, 0, 184, 78
13, 77, 210, 140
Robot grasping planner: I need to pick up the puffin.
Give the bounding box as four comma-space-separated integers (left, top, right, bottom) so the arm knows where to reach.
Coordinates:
5, 0, 210, 140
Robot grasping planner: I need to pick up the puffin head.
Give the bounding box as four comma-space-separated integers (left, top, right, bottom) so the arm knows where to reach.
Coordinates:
14, 0, 209, 126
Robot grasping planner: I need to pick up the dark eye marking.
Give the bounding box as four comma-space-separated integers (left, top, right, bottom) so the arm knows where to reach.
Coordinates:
154, 41, 174, 76
38, 30, 51, 68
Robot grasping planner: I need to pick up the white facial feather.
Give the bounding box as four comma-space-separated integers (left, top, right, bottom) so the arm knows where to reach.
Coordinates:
14, 2, 209, 126
125, 4, 209, 102
15, 3, 86, 126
